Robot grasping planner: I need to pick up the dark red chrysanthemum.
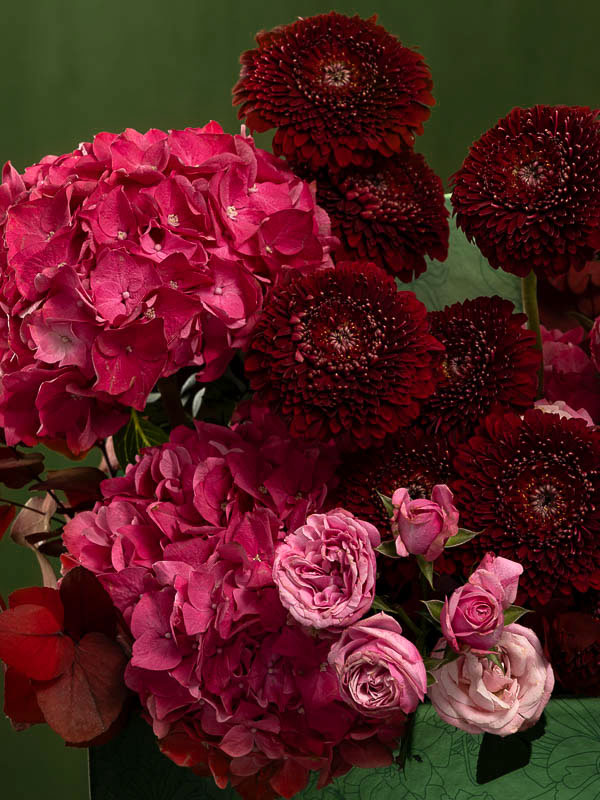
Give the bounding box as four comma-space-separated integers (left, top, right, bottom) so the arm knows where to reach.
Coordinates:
452, 409, 600, 604
451, 105, 600, 278
420, 296, 541, 443
314, 152, 449, 282
545, 612, 600, 695
331, 428, 454, 536
245, 262, 444, 449
233, 12, 435, 171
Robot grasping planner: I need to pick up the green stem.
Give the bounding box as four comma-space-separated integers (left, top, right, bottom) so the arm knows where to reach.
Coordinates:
521, 271, 544, 397
393, 604, 422, 640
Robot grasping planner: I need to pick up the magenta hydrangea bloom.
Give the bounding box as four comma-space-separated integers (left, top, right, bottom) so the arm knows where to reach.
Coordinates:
62, 406, 407, 799
0, 125, 335, 453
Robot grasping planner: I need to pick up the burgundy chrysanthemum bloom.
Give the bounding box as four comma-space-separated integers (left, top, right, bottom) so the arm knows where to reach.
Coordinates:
233, 12, 435, 171
245, 262, 444, 449
420, 296, 541, 442
314, 152, 449, 282
452, 409, 600, 604
545, 612, 600, 695
451, 105, 600, 278
331, 428, 454, 537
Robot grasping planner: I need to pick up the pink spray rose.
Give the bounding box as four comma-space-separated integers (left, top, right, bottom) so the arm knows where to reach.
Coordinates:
328, 612, 427, 716
392, 484, 459, 561
468, 553, 524, 610
541, 325, 600, 422
440, 583, 503, 653
273, 509, 380, 630
534, 398, 594, 426
440, 553, 523, 653
428, 624, 554, 736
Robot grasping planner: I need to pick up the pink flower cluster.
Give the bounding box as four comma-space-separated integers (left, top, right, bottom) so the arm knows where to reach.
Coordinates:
0, 124, 335, 453
62, 406, 415, 799
429, 554, 554, 736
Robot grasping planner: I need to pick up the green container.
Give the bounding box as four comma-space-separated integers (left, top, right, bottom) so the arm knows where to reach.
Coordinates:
90, 698, 600, 800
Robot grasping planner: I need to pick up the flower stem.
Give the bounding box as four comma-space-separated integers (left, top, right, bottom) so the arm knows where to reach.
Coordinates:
157, 376, 193, 429
520, 271, 544, 397
393, 604, 422, 640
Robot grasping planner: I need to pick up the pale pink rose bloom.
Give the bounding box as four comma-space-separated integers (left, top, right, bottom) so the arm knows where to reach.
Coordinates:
273, 509, 380, 630
440, 583, 503, 653
328, 612, 427, 716
468, 553, 523, 609
392, 484, 459, 561
428, 624, 554, 736
534, 398, 594, 427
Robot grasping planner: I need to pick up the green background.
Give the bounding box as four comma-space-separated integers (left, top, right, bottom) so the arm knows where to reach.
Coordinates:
1, 0, 600, 796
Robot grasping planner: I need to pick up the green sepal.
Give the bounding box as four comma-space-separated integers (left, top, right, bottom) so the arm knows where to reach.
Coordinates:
375, 540, 400, 558
416, 555, 435, 589
444, 527, 483, 548
503, 605, 531, 625
376, 490, 394, 518
422, 599, 444, 623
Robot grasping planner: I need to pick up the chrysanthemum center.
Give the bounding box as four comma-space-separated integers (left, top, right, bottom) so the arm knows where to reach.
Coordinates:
323, 61, 353, 88
297, 299, 382, 367
342, 170, 417, 223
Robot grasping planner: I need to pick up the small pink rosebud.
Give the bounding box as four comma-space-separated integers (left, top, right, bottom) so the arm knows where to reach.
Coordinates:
440, 583, 504, 653
391, 484, 459, 562
469, 552, 523, 609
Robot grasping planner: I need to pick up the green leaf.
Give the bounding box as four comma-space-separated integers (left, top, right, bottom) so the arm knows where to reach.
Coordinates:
426, 671, 437, 687
423, 649, 459, 673
402, 196, 523, 313
444, 527, 483, 548
376, 490, 394, 518
371, 595, 399, 614
503, 605, 531, 625
113, 409, 169, 468
416, 555, 434, 589
422, 599, 444, 623
486, 652, 504, 671
375, 540, 400, 558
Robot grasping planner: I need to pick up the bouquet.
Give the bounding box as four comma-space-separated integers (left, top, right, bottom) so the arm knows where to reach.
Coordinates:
1, 11, 599, 800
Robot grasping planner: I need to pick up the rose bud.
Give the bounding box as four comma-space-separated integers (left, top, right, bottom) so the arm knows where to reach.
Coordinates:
440, 583, 504, 653
328, 612, 427, 716
469, 552, 523, 609
392, 484, 459, 561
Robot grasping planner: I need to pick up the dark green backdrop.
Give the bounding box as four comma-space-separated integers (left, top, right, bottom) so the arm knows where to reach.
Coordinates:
1, 0, 600, 796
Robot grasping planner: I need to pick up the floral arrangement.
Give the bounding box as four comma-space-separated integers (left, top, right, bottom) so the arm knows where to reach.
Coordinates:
1, 11, 599, 800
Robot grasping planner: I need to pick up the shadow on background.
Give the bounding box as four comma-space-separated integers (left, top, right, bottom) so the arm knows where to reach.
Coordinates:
1, 0, 599, 796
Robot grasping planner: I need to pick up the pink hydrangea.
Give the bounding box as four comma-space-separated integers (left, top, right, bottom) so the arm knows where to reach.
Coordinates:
62, 407, 407, 799
0, 125, 335, 453
541, 325, 600, 423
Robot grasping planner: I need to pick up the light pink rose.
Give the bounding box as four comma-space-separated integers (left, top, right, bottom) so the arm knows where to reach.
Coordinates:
428, 624, 554, 736
534, 398, 594, 427
440, 583, 503, 653
469, 553, 523, 609
272, 509, 380, 630
328, 612, 427, 716
392, 484, 459, 561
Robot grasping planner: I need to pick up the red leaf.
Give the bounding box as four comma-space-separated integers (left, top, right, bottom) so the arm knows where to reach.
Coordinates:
0, 446, 44, 488
3, 666, 45, 728
34, 467, 106, 508
34, 632, 127, 743
0, 504, 15, 540
8, 586, 64, 623
0, 604, 74, 680
59, 566, 119, 641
